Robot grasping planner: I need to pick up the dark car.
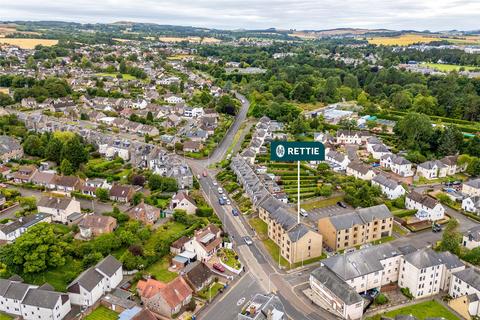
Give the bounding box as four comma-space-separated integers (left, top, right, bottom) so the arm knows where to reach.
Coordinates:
232, 209, 239, 216
432, 223, 442, 233
337, 201, 347, 208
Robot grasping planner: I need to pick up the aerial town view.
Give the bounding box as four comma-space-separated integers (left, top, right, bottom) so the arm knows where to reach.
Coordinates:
0, 1, 480, 319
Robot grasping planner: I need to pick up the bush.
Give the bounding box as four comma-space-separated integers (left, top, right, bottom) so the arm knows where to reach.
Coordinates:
196, 207, 213, 217
374, 293, 389, 305
401, 287, 414, 300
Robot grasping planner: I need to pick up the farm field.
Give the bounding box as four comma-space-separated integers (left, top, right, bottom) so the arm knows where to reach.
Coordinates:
420, 63, 480, 72
0, 38, 58, 49
367, 34, 441, 46
158, 36, 221, 43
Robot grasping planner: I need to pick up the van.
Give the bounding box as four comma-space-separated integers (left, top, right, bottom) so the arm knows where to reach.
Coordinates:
300, 209, 308, 217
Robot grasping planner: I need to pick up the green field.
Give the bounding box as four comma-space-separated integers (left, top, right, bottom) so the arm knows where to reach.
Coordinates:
0, 313, 12, 320
367, 300, 459, 320
421, 63, 480, 72
96, 73, 137, 80
85, 306, 118, 320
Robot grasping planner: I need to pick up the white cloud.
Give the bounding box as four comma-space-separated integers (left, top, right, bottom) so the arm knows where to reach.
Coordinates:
0, 0, 479, 31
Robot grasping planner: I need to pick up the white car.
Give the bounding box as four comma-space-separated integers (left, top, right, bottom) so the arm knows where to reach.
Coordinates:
218, 187, 223, 194
213, 181, 218, 186
300, 208, 308, 217
244, 237, 253, 245
226, 199, 231, 205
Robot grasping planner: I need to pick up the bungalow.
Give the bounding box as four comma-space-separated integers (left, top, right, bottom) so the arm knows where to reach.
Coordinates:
170, 191, 197, 215
109, 184, 134, 203
406, 191, 445, 221
371, 174, 406, 199
37, 196, 81, 224
184, 224, 222, 262
380, 154, 414, 177
54, 176, 83, 193
30, 171, 57, 189
463, 178, 480, 197
0, 136, 23, 163
13, 165, 37, 183
0, 213, 52, 243
126, 200, 160, 225
183, 141, 203, 153
346, 162, 376, 181
182, 261, 214, 292
67, 255, 123, 307
137, 277, 193, 319
79, 215, 117, 239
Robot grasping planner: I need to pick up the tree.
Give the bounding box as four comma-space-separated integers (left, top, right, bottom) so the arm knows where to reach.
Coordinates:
119, 60, 127, 74
0, 93, 14, 106
45, 137, 63, 163
22, 135, 44, 157
439, 219, 461, 255
19, 196, 36, 212
290, 116, 310, 134
0, 223, 69, 274
60, 159, 74, 175
437, 125, 463, 157
61, 136, 88, 170
412, 94, 438, 115
148, 174, 178, 192
338, 119, 358, 131
95, 188, 109, 201
132, 192, 143, 206
394, 112, 433, 150
391, 90, 413, 110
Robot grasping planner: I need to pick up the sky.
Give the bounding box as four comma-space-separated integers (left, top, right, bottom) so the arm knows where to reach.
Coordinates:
1, 0, 480, 31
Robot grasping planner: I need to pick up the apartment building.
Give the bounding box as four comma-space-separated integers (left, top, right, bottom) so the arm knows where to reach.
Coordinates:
258, 196, 323, 264
318, 204, 393, 251
449, 268, 480, 319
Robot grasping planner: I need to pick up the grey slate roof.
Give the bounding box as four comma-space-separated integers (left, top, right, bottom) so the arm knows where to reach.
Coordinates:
287, 224, 309, 243
407, 191, 439, 209
465, 178, 480, 189
4, 282, 30, 300
310, 266, 362, 305
329, 211, 364, 230
372, 174, 401, 190
322, 243, 401, 281
0, 279, 12, 296
0, 135, 22, 154
96, 255, 122, 277
454, 268, 480, 291
403, 248, 443, 269
329, 204, 392, 230
418, 160, 446, 170
465, 225, 480, 242
68, 268, 104, 292
22, 288, 63, 309
347, 162, 373, 175
437, 251, 464, 269
37, 196, 73, 210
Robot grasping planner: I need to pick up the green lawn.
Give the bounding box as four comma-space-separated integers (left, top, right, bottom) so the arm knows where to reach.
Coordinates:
291, 254, 326, 269
85, 306, 119, 320
371, 236, 395, 245
144, 221, 188, 252
421, 63, 479, 72
367, 300, 459, 320
0, 313, 12, 320
263, 239, 289, 268
146, 256, 177, 282
301, 196, 344, 211
393, 223, 408, 236
198, 282, 224, 301
20, 257, 83, 292
249, 218, 268, 239
96, 73, 137, 80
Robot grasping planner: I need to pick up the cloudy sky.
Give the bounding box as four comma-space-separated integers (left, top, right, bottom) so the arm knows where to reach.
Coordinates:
1, 0, 480, 31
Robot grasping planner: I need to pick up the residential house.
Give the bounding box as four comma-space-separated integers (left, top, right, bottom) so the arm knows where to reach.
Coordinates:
380, 154, 414, 177
164, 94, 184, 104
406, 191, 445, 221
20, 285, 71, 320
309, 266, 363, 320
37, 196, 81, 224
318, 204, 393, 251
79, 215, 117, 239
372, 174, 406, 199
170, 236, 190, 255
12, 165, 37, 183
30, 171, 57, 189
463, 196, 480, 214
462, 226, 480, 250
182, 261, 214, 292
126, 201, 160, 225
0, 213, 52, 243
336, 130, 371, 145
109, 184, 134, 203
54, 175, 83, 193
137, 277, 193, 319
237, 293, 286, 320
170, 191, 197, 215
67, 255, 123, 307
441, 156, 459, 175
346, 162, 376, 181
449, 268, 480, 319
184, 224, 222, 262
0, 136, 23, 163
183, 141, 203, 153
80, 178, 111, 197
416, 160, 449, 180
370, 144, 390, 160
326, 150, 350, 171
463, 178, 480, 197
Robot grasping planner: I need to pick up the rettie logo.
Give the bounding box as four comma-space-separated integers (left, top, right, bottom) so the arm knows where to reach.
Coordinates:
276, 144, 285, 158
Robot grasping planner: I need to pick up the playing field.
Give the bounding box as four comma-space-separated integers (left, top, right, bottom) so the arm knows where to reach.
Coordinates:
0, 38, 58, 49
420, 63, 480, 72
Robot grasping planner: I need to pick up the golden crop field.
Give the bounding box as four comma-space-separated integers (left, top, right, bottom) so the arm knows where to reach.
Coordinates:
158, 36, 221, 43
0, 38, 58, 49
367, 34, 441, 46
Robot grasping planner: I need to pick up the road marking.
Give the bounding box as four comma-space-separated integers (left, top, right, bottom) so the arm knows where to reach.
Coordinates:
236, 297, 246, 306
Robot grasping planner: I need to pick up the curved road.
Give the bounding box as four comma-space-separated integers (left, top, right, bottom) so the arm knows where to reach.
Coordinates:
188, 94, 337, 320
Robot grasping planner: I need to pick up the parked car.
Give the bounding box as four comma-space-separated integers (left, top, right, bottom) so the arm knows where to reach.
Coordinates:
213, 181, 218, 186
219, 198, 226, 205
226, 199, 231, 205
232, 209, 239, 216
432, 223, 442, 233
300, 208, 308, 217
213, 263, 225, 272
218, 187, 223, 194
337, 201, 347, 208
203, 171, 208, 177
244, 236, 253, 246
